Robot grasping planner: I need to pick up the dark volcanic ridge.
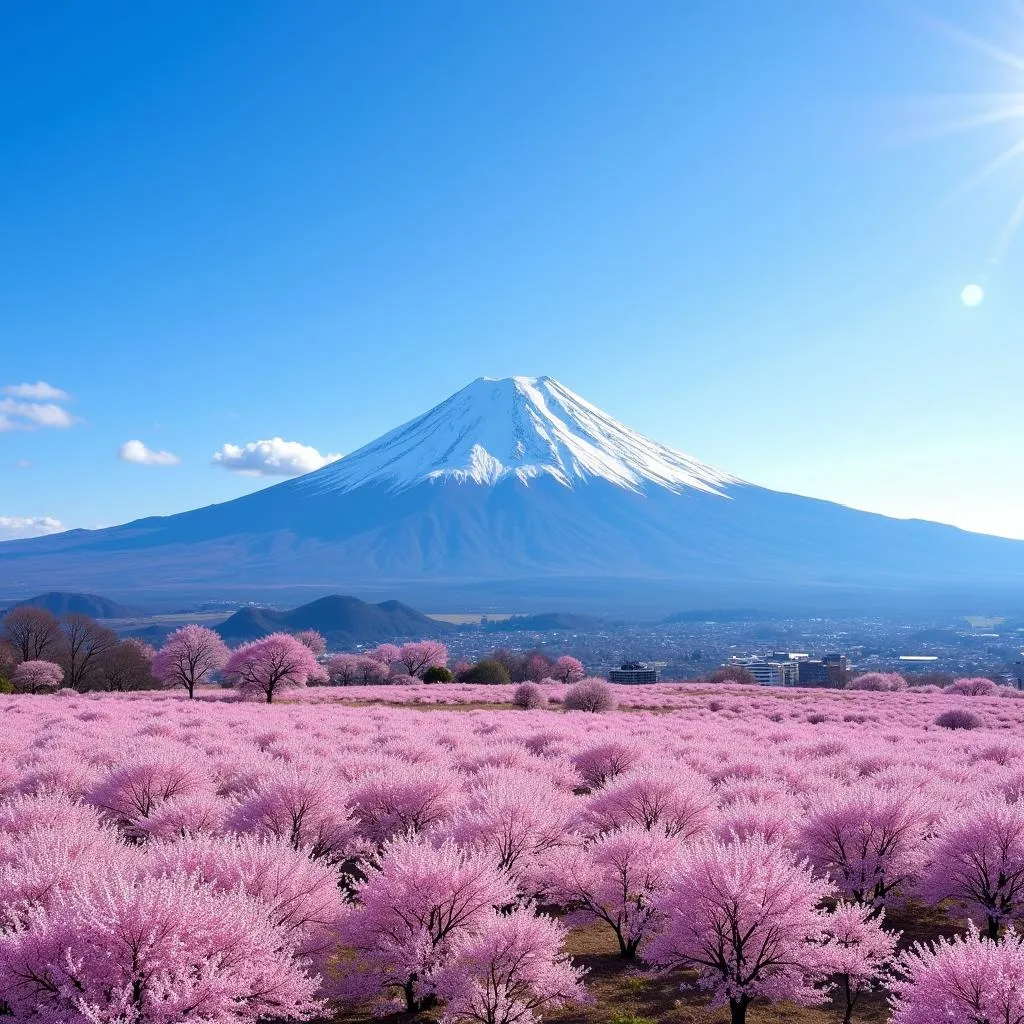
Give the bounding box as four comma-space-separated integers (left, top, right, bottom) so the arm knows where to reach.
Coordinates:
1, 591, 146, 619
215, 595, 452, 646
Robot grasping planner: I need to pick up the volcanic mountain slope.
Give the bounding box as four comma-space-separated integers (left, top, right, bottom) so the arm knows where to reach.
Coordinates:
0, 375, 1022, 608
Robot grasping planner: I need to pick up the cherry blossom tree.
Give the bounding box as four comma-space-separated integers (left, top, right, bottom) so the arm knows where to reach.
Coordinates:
934, 708, 983, 730
337, 835, 516, 1014
551, 656, 585, 684
523, 654, 552, 683
326, 653, 365, 685
229, 766, 362, 866
545, 826, 679, 959
145, 833, 345, 959
801, 785, 925, 911
124, 636, 157, 660
152, 625, 230, 699
583, 763, 716, 840
359, 656, 391, 683
0, 800, 123, 928
223, 633, 323, 703
717, 797, 800, 847
571, 741, 643, 789
349, 762, 460, 846
818, 903, 899, 1024
564, 679, 617, 714
435, 907, 587, 1024
11, 659, 64, 693
512, 683, 544, 710
137, 792, 230, 841
918, 797, 1024, 940
451, 770, 577, 887
294, 630, 327, 656
367, 643, 402, 669
846, 672, 907, 692
643, 837, 833, 1024
891, 926, 1024, 1024
398, 641, 449, 678
946, 676, 1000, 696
88, 756, 209, 830
0, 871, 323, 1023
325, 651, 385, 684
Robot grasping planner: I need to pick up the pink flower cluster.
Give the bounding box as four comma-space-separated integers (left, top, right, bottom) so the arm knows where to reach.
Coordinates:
0, 684, 1021, 1022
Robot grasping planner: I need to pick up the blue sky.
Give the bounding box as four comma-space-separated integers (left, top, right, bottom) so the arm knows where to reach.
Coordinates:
2, 0, 1022, 539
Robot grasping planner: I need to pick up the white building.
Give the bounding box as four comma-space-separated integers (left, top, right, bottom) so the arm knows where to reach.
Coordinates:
728, 655, 799, 687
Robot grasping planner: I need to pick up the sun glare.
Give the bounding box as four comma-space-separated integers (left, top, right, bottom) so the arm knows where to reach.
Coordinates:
921, 17, 1024, 260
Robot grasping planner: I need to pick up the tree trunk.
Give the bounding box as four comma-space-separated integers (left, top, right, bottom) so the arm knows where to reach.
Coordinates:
730, 996, 749, 1024
842, 975, 854, 1024
986, 915, 1001, 941
614, 930, 637, 960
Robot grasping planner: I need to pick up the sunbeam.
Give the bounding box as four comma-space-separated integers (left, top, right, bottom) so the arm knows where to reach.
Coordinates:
915, 14, 1024, 259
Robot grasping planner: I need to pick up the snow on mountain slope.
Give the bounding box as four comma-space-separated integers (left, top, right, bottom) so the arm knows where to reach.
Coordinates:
294, 376, 738, 496
3, 373, 1022, 608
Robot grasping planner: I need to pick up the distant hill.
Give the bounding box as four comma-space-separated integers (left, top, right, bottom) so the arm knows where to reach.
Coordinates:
3, 591, 145, 619
121, 625, 176, 645
489, 612, 611, 632
216, 595, 452, 646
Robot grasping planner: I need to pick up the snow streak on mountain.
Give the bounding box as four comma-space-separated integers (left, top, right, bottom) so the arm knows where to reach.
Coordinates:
295, 376, 737, 495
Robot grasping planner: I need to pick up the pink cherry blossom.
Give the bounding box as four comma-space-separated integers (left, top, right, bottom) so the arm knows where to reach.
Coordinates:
918, 796, 1024, 939
551, 656, 585, 684
583, 762, 716, 840
0, 870, 323, 1023
435, 907, 588, 1024
891, 926, 1024, 1024
10, 659, 63, 693
336, 834, 516, 1013
643, 836, 834, 1024
398, 641, 449, 678
818, 902, 899, 1024
544, 826, 679, 959
152, 625, 230, 699
222, 633, 322, 703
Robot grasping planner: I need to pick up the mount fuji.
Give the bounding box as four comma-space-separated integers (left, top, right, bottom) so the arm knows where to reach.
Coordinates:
2, 376, 1022, 611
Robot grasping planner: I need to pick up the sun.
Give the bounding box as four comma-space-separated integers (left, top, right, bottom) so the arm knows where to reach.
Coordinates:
961, 283, 985, 306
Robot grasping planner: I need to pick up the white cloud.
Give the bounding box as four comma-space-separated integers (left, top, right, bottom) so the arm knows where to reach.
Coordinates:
0, 516, 63, 538
2, 381, 69, 401
0, 398, 76, 430
118, 440, 181, 466
211, 437, 342, 477
14, 460, 31, 469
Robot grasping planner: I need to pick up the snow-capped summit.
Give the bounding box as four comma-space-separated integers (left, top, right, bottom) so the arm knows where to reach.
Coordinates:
2, 374, 1023, 609
297, 375, 738, 495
